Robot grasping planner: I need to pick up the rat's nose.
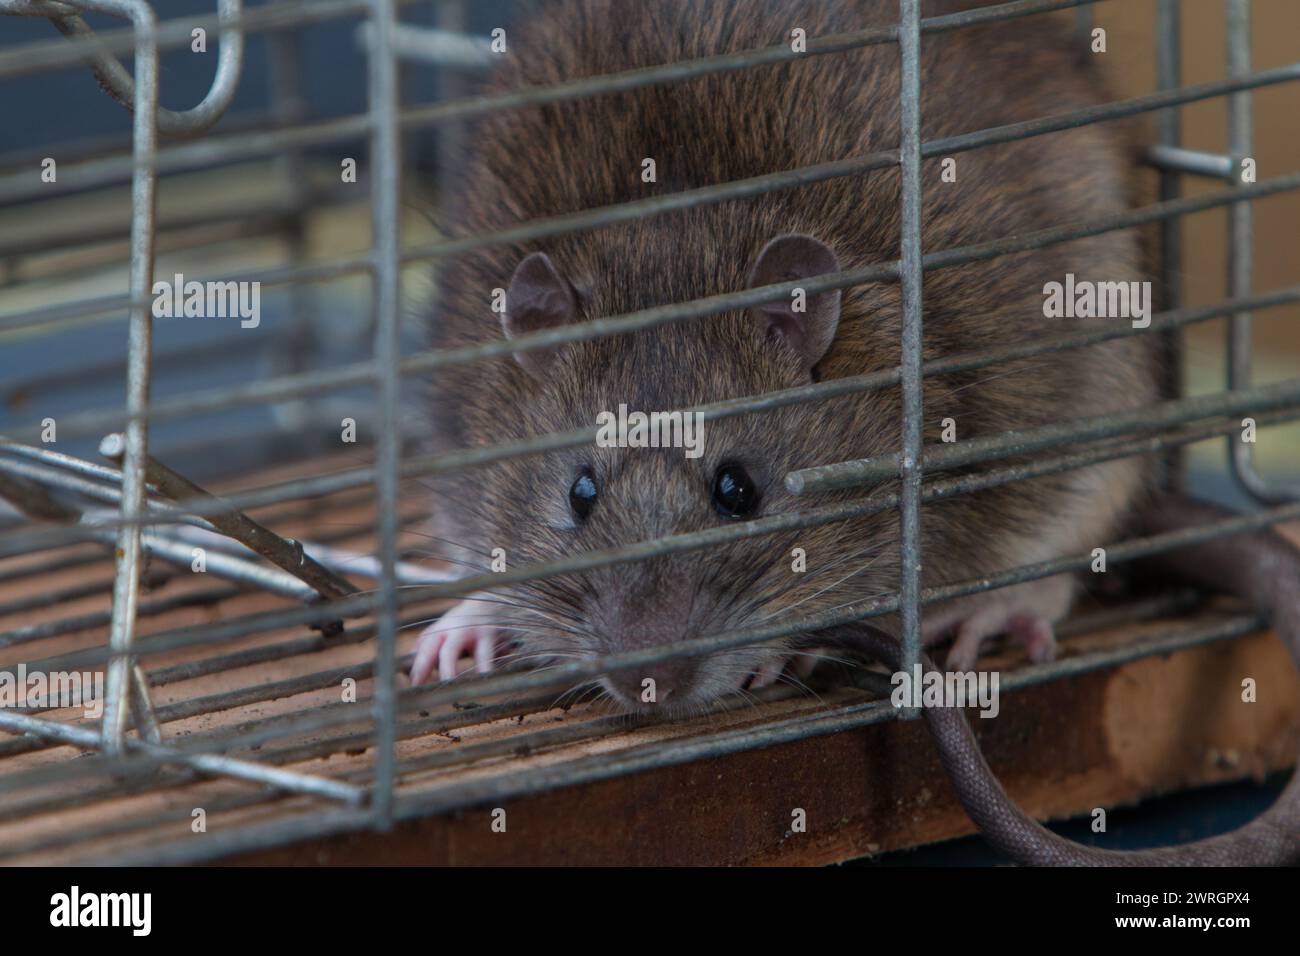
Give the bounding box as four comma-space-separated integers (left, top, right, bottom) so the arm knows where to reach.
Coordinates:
603, 657, 698, 710
599, 581, 700, 709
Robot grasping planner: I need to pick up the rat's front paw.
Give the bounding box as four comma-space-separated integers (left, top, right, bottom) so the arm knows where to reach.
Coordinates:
746, 652, 818, 690
945, 610, 1056, 672
410, 596, 504, 684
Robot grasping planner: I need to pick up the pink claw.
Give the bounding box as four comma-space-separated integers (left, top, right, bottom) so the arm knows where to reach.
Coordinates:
747, 653, 818, 691
410, 598, 502, 684
1008, 615, 1057, 664
946, 607, 1057, 671
749, 656, 788, 690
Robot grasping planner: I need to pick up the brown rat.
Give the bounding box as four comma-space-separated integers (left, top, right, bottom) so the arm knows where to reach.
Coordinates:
414, 0, 1156, 702
410, 0, 1300, 862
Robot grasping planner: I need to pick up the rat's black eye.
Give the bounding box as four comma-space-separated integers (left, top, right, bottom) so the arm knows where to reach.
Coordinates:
569, 469, 598, 522
712, 464, 759, 519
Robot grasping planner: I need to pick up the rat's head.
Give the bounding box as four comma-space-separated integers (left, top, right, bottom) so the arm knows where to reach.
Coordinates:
465, 231, 899, 716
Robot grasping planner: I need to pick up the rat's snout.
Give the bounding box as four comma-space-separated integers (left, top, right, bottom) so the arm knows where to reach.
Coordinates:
597, 581, 701, 711
603, 656, 699, 711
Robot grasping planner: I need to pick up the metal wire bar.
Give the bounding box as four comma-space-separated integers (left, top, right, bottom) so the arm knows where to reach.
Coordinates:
0, 1, 79, 13
144, 614, 369, 688
787, 378, 1300, 494
0, 710, 365, 805
11, 630, 358, 724
356, 21, 493, 68
1146, 144, 1234, 179
1, 194, 300, 272
150, 658, 386, 727
164, 525, 454, 584
0, 503, 404, 651
128, 664, 161, 744
433, 0, 470, 210
1225, 0, 1298, 504
62, 0, 160, 758
1, 551, 309, 643
366, 0, 402, 829
36, 0, 245, 136
98, 432, 358, 601
895, 0, 924, 718
0, 454, 327, 605
1156, 0, 1183, 318
393, 0, 1101, 122
264, 26, 318, 442
129, 530, 319, 600
127, 672, 627, 772
0, 756, 193, 807
0, 481, 375, 587
1073, 1, 1092, 40
181, 668, 553, 760
255, 694, 609, 767
0, 102, 286, 173
0, 440, 159, 492
0, 454, 202, 525
0, 527, 113, 565
0, 257, 369, 337
0, 434, 428, 560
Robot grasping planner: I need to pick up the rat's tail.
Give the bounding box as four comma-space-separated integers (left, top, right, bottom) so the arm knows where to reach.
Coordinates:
926, 492, 1300, 864
832, 492, 1300, 865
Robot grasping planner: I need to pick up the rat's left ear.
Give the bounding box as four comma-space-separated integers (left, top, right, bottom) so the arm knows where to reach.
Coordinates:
502, 251, 579, 375
746, 233, 841, 368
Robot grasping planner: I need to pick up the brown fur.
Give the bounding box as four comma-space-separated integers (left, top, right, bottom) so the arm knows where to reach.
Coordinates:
423, 0, 1160, 710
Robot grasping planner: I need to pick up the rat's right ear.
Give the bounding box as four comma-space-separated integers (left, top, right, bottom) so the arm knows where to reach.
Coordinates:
502, 251, 578, 374
746, 233, 841, 370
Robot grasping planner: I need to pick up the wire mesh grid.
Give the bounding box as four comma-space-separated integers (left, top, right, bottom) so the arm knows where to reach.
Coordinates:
0, 0, 1297, 864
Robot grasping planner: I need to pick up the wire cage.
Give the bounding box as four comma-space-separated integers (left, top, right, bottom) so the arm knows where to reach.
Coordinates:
0, 0, 1297, 865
